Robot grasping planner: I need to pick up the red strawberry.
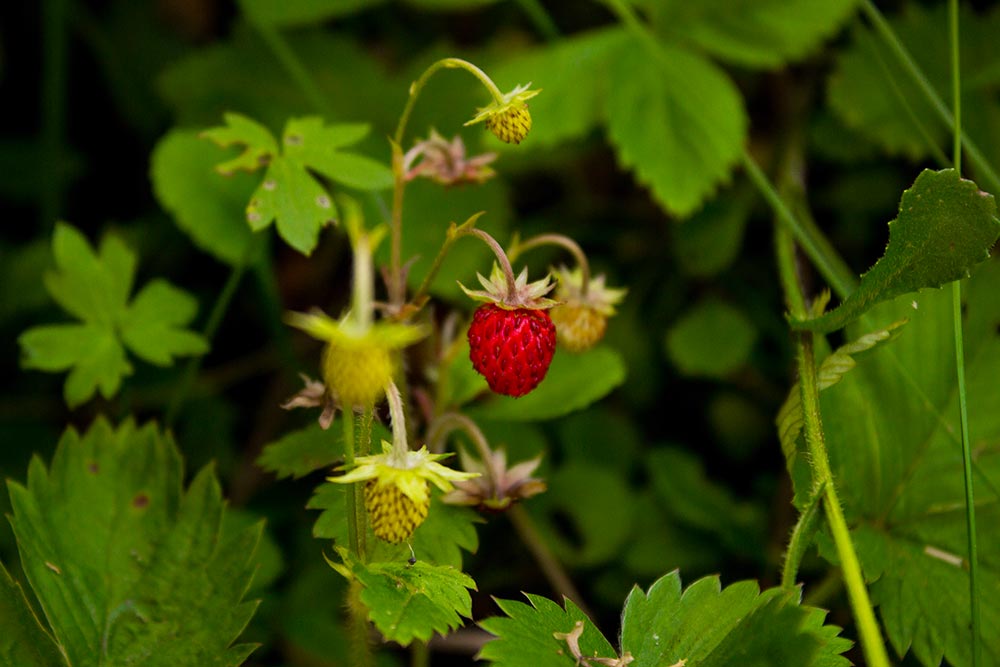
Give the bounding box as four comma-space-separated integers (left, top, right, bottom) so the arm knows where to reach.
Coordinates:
468, 304, 556, 397
460, 263, 558, 397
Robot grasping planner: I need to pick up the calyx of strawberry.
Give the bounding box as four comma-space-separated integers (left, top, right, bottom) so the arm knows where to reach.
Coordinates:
459, 263, 557, 310
553, 266, 626, 315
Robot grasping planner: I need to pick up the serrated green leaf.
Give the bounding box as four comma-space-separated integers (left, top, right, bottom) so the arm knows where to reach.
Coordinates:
801, 259, 1000, 666
488, 27, 629, 148
606, 40, 746, 218
654, 0, 859, 68
828, 3, 1000, 161
0, 560, 64, 667
465, 346, 625, 422
150, 130, 260, 266
478, 594, 615, 667
120, 279, 209, 365
239, 0, 383, 26
258, 422, 341, 480
620, 572, 850, 667
665, 298, 757, 378
337, 549, 476, 646
7, 419, 261, 667
281, 117, 392, 190
201, 112, 278, 174
19, 225, 206, 407
792, 169, 1000, 332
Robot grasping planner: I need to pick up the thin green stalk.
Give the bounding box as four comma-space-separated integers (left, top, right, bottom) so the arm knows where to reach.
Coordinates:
743, 152, 856, 301
514, 0, 561, 40
861, 0, 1000, 194
252, 19, 332, 116
948, 2, 982, 664
411, 640, 430, 667
780, 482, 824, 590
42, 0, 69, 229
343, 413, 366, 560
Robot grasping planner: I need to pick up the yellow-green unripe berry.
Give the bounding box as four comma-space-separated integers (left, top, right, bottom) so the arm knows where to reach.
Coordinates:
364, 478, 430, 543
322, 338, 392, 407
486, 103, 532, 144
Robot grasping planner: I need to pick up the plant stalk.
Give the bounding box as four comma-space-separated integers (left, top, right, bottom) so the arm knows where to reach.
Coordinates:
509, 233, 591, 295
252, 19, 333, 117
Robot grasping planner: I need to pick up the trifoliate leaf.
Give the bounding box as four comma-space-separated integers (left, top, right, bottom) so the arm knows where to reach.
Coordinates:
828, 3, 1000, 161
488, 27, 629, 148
258, 423, 342, 480
792, 170, 999, 332
150, 130, 260, 266
0, 560, 63, 667
465, 346, 625, 422
478, 595, 615, 667
334, 548, 476, 646
18, 224, 207, 407
606, 40, 746, 218
620, 573, 850, 667
203, 113, 392, 255
665, 298, 757, 378
794, 260, 1000, 666
652, 0, 860, 68
479, 572, 850, 667
6, 419, 261, 667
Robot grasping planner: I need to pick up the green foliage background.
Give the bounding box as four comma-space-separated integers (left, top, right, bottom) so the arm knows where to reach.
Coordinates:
1, 0, 998, 665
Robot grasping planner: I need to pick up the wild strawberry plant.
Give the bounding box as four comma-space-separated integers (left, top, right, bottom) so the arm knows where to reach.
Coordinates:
2, 1, 1000, 666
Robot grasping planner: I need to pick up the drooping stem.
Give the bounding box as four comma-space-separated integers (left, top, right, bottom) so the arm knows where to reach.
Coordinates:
408, 213, 486, 314
947, 3, 982, 664
509, 233, 591, 295
385, 380, 410, 460
508, 505, 592, 619
776, 226, 891, 667
389, 59, 507, 309
426, 412, 501, 495
452, 227, 519, 300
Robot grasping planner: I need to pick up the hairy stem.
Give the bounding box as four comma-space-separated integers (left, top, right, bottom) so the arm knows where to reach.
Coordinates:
452, 227, 519, 299
948, 2, 982, 663
509, 233, 591, 295
343, 413, 365, 561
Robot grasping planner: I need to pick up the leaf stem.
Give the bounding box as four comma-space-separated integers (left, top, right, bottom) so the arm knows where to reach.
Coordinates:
514, 0, 561, 40
508, 233, 591, 295
781, 482, 825, 591
252, 19, 333, 117
860, 0, 1000, 194
777, 227, 890, 667
409, 213, 486, 314
948, 2, 981, 664
453, 227, 519, 299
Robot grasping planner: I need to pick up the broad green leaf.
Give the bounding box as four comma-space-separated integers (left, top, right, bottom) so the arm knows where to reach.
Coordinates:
335, 548, 476, 646
828, 3, 1000, 160
606, 40, 746, 218
0, 560, 63, 667
200, 112, 278, 174
665, 298, 757, 378
18, 224, 206, 407
465, 346, 625, 422
0, 239, 54, 319
672, 186, 752, 277
527, 462, 635, 567
794, 260, 1000, 666
239, 0, 383, 26
653, 0, 859, 68
246, 155, 336, 254
478, 595, 616, 667
620, 573, 850, 667
792, 169, 1000, 332
7, 419, 261, 667
150, 130, 259, 266
282, 117, 392, 190
258, 422, 341, 480
488, 27, 629, 148
120, 279, 209, 365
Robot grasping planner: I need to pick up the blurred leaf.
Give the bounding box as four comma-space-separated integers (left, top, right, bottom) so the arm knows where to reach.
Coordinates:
529, 461, 635, 567
336, 548, 476, 646
555, 407, 641, 473
0, 240, 51, 320
279, 564, 350, 663
828, 3, 1000, 160
489, 27, 629, 148
478, 595, 615, 667
0, 139, 82, 203
466, 346, 626, 422
0, 560, 63, 667
665, 298, 756, 378
441, 335, 490, 407
221, 510, 284, 593
607, 40, 746, 218
150, 130, 260, 266
18, 224, 207, 407
239, 0, 384, 26
258, 423, 341, 480
800, 260, 1000, 667
672, 187, 752, 277
403, 0, 498, 9
620, 573, 851, 667
654, 0, 859, 68
7, 419, 261, 667
792, 170, 999, 333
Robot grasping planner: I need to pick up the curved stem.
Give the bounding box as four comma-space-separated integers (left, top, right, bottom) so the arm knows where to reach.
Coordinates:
510, 233, 591, 295
426, 412, 501, 494
453, 227, 519, 299
409, 213, 486, 315
781, 481, 825, 590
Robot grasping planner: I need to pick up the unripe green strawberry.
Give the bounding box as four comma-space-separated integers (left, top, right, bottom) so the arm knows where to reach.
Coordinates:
550, 303, 607, 353
465, 83, 541, 145
364, 478, 429, 543
468, 304, 556, 397
322, 337, 392, 408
